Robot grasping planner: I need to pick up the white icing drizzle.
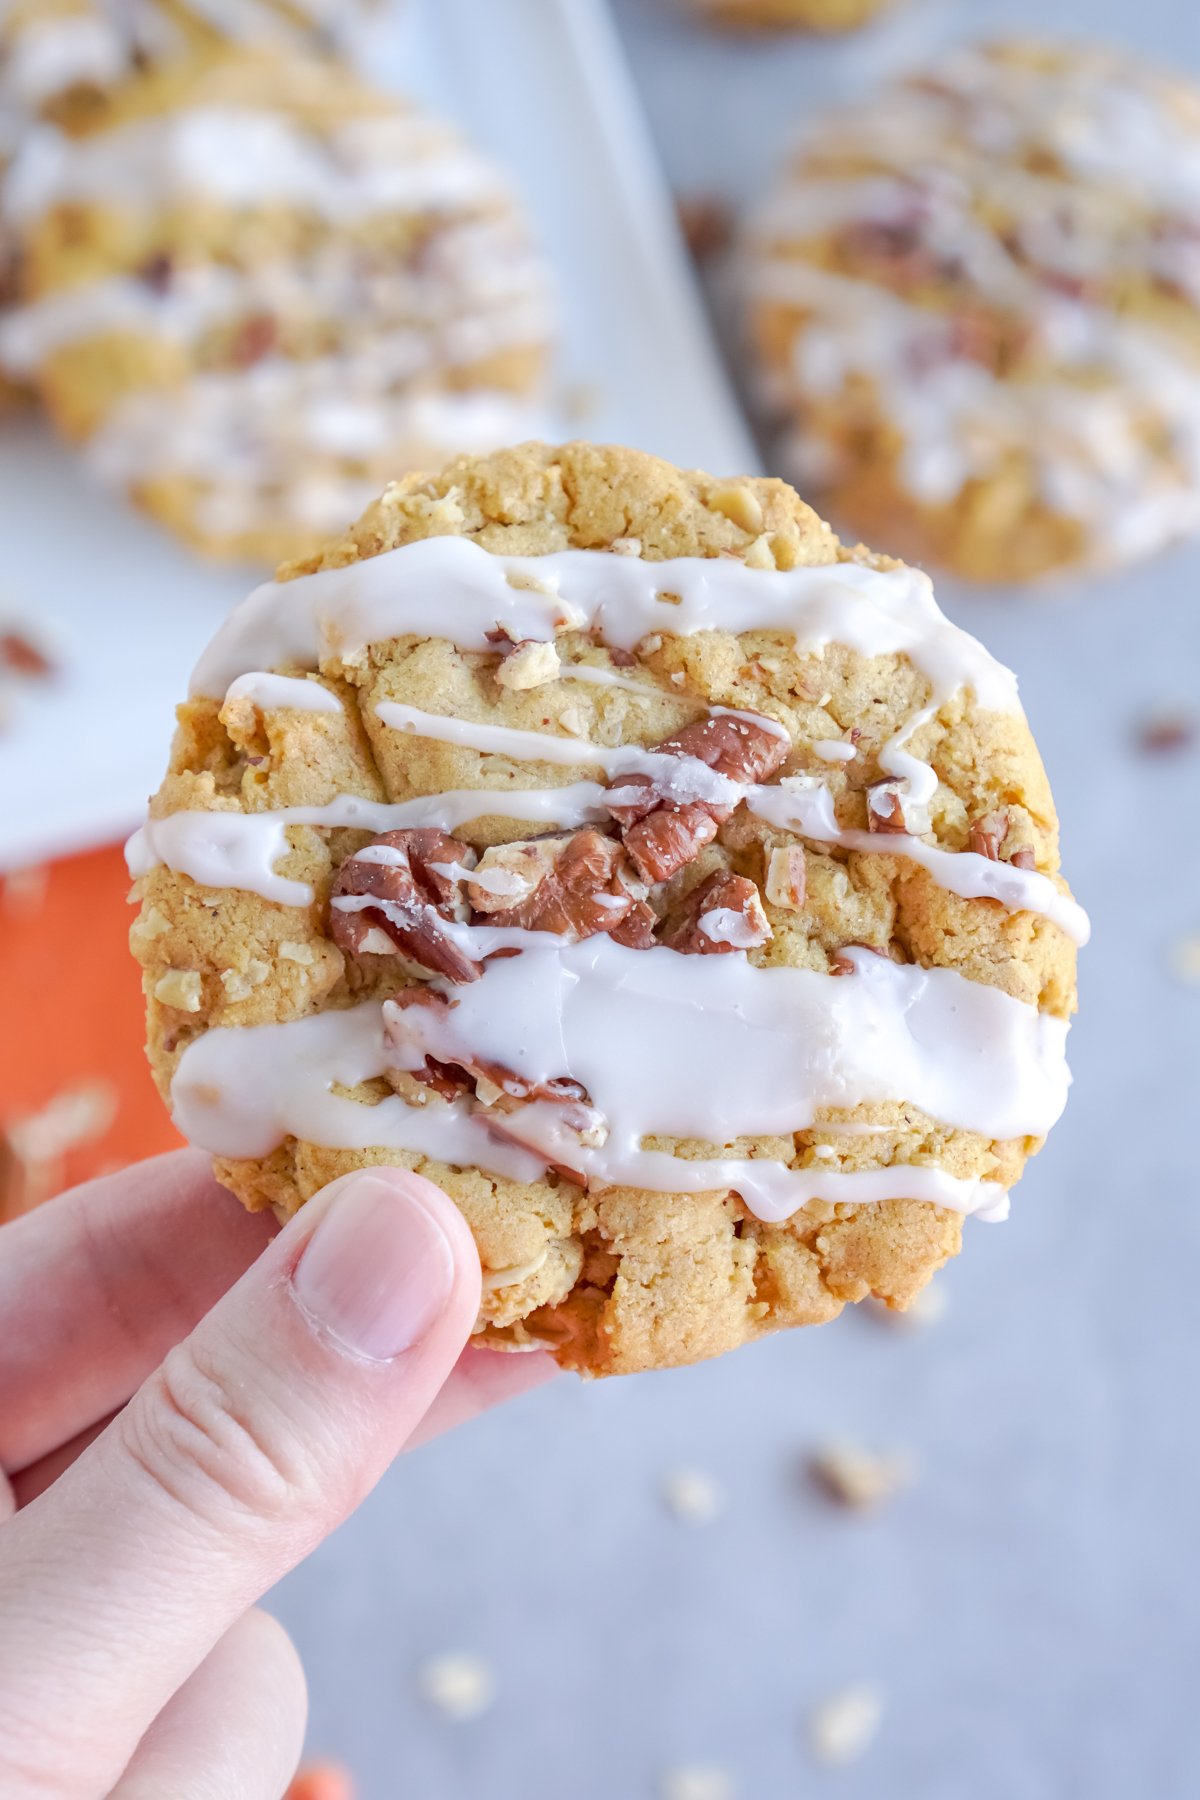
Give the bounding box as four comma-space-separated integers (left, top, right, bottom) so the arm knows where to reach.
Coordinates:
0, 98, 552, 549
223, 671, 342, 714
170, 937, 1065, 1221
89, 381, 553, 542
0, 11, 124, 110
125, 784, 611, 906
137, 540, 1085, 939
3, 108, 509, 226
746, 42, 1200, 562
747, 778, 1089, 945
0, 221, 551, 376
126, 773, 1087, 944
699, 906, 768, 948
376, 699, 744, 807
147, 536, 1082, 1230
813, 737, 857, 763
190, 536, 1020, 715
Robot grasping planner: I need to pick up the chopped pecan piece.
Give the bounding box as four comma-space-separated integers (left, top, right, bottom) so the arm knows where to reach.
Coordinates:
609, 896, 657, 949
478, 829, 643, 943
677, 193, 734, 263
764, 846, 807, 912
1136, 708, 1195, 754
606, 714, 789, 826
1008, 846, 1036, 870
330, 829, 480, 984
606, 713, 789, 884
230, 311, 278, 368
865, 781, 908, 834
0, 631, 54, 678
138, 252, 174, 293
383, 988, 470, 1099
623, 803, 720, 885
967, 810, 1009, 861
383, 988, 588, 1111
661, 871, 772, 955
483, 1094, 607, 1189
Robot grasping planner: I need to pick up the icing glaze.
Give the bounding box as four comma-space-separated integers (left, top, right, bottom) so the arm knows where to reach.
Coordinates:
170, 936, 1063, 1221
126, 771, 1087, 943
0, 221, 550, 376
125, 784, 612, 906
189, 536, 1021, 715
223, 671, 343, 714
3, 107, 508, 226
145, 534, 1082, 1232
88, 381, 553, 540
0, 11, 124, 109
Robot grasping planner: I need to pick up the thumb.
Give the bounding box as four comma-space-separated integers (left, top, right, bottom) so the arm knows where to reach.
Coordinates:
0, 1166, 480, 1799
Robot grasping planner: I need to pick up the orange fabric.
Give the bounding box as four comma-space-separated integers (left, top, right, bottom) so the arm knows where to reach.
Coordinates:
0, 844, 182, 1219
286, 1767, 356, 1800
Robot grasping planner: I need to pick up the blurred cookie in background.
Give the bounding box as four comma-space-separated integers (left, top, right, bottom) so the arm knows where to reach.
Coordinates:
744, 40, 1200, 582
691, 0, 894, 33
0, 44, 554, 562
0, 1, 127, 405
118, 0, 379, 58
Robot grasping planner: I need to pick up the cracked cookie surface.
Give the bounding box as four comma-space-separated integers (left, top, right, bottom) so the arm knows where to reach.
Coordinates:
130, 440, 1081, 1375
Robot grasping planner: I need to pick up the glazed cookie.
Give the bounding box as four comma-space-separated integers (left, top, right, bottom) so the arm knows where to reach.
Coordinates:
128, 442, 1085, 1376
119, 0, 377, 58
0, 0, 126, 403
694, 0, 893, 33
0, 46, 552, 561
745, 39, 1200, 581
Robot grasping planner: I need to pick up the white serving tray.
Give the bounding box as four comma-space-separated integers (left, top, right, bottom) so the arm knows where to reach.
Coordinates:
0, 0, 757, 873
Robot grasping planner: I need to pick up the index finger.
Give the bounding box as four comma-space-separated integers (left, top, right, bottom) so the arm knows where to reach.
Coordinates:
0, 1150, 276, 1473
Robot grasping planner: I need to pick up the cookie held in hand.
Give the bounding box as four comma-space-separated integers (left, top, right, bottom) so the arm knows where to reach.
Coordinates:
129, 441, 1085, 1375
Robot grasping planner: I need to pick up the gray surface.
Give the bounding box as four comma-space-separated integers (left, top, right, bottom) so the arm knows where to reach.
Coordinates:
270, 3, 1200, 1794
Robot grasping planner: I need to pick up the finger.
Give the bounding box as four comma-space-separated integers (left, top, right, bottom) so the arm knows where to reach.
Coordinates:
0, 1150, 276, 1472
11, 1414, 119, 1510
0, 1166, 480, 1799
406, 1343, 559, 1451
10, 1344, 560, 1506
109, 1610, 306, 1800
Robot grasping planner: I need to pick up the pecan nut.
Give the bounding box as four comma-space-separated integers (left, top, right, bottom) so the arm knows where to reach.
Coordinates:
661, 870, 772, 955
477, 828, 643, 943
330, 829, 480, 984
764, 845, 807, 912
622, 803, 720, 885
383, 988, 590, 1112
967, 810, 1008, 861
606, 713, 789, 884
383, 988, 471, 1098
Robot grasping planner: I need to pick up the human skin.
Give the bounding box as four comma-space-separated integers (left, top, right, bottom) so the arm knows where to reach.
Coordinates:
0, 1151, 556, 1798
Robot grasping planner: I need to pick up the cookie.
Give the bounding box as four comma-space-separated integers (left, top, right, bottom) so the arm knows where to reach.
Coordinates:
119, 0, 376, 58
695, 0, 893, 32
745, 39, 1200, 581
0, 0, 127, 405
0, 45, 552, 562
128, 441, 1085, 1376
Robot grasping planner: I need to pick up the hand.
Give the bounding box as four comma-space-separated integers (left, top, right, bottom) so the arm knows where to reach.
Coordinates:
0, 1151, 556, 1798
